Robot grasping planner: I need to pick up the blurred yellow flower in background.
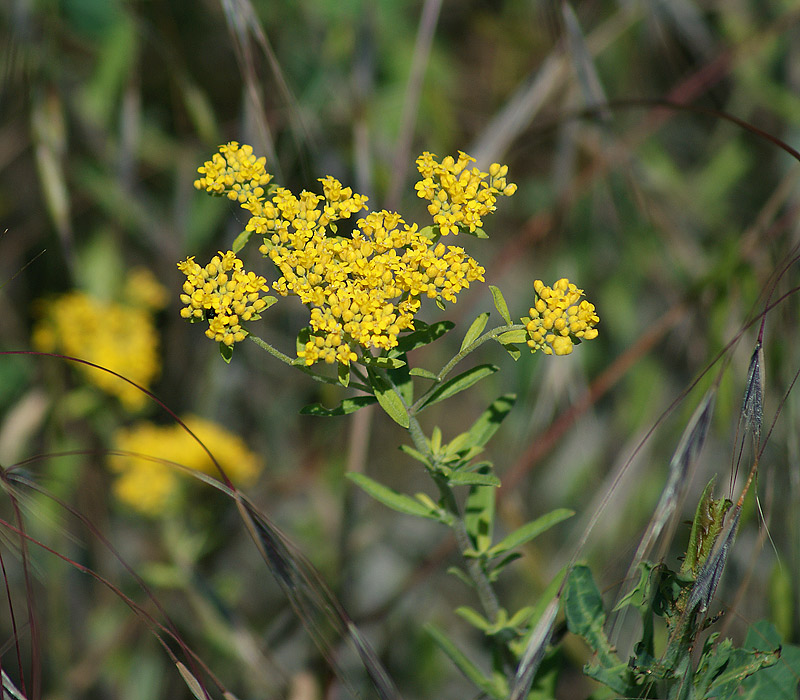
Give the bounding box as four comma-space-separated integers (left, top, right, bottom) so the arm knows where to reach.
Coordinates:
109, 415, 263, 516
32, 271, 164, 409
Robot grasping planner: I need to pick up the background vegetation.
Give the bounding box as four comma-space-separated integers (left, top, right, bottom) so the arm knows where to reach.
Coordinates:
1, 1, 800, 698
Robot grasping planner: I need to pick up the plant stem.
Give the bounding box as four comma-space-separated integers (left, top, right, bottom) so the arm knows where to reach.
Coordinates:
412, 323, 525, 413
405, 407, 500, 621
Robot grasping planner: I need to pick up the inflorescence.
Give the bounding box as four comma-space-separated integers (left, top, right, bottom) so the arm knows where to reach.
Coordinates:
180, 142, 516, 366
179, 142, 598, 367
524, 279, 599, 355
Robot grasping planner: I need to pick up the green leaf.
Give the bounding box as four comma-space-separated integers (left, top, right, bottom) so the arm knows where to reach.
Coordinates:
300, 396, 377, 416
466, 394, 516, 448
418, 365, 499, 411
724, 621, 800, 700
409, 367, 437, 380
455, 606, 492, 631
362, 356, 407, 369
447, 566, 474, 588
337, 362, 350, 387
399, 444, 430, 465
487, 509, 574, 557
495, 329, 527, 344
489, 285, 512, 324
565, 565, 621, 669
296, 327, 311, 355
367, 367, 410, 428
500, 343, 522, 361
219, 342, 233, 363
465, 468, 495, 554
231, 229, 253, 253
425, 624, 505, 699
392, 320, 454, 355
449, 471, 501, 487
461, 312, 490, 351
387, 359, 414, 405
347, 473, 439, 520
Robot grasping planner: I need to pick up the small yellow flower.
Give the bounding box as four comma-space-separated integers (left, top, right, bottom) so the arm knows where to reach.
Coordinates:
194, 141, 273, 205
32, 279, 162, 409
177, 251, 271, 346
524, 278, 599, 356
414, 151, 516, 235
109, 415, 263, 516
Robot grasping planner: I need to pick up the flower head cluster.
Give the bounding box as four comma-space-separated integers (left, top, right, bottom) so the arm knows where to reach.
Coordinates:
109, 415, 263, 516
194, 142, 273, 204
183, 143, 514, 366
524, 279, 599, 356
260, 203, 484, 365
415, 151, 517, 235
32, 273, 164, 409
177, 251, 271, 346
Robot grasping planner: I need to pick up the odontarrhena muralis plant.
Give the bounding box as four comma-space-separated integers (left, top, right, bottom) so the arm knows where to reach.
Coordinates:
177, 141, 600, 699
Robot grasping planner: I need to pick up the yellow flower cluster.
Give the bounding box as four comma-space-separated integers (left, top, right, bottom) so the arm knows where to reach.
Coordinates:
177, 251, 271, 346
524, 279, 599, 356
109, 415, 263, 516
262, 206, 484, 365
183, 142, 513, 366
194, 141, 273, 204
32, 271, 164, 409
415, 151, 517, 235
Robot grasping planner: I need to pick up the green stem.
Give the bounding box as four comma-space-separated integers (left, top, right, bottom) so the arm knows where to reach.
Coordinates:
402, 384, 501, 621
412, 323, 525, 413
247, 334, 370, 389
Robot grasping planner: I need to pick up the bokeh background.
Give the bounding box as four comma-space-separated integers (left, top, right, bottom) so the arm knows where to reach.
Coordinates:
2, 1, 800, 698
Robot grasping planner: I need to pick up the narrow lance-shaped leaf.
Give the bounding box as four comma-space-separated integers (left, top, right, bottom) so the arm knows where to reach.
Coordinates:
367, 367, 410, 428
425, 623, 505, 699
489, 285, 512, 324
391, 320, 454, 355
466, 394, 516, 448
464, 469, 496, 554
347, 472, 441, 521
487, 508, 574, 557
461, 312, 490, 352
300, 396, 377, 417
417, 364, 499, 411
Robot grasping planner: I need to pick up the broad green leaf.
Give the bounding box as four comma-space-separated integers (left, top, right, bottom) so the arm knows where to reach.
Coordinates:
565, 565, 620, 668
300, 396, 377, 416
347, 473, 439, 520
466, 394, 517, 448
489, 285, 512, 324
219, 342, 233, 364
461, 312, 490, 351
367, 367, 410, 427
231, 229, 253, 253
418, 365, 499, 411
391, 320, 454, 355
425, 623, 505, 699
487, 509, 574, 557
337, 362, 349, 387
728, 621, 800, 700
409, 367, 437, 380
448, 471, 501, 487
